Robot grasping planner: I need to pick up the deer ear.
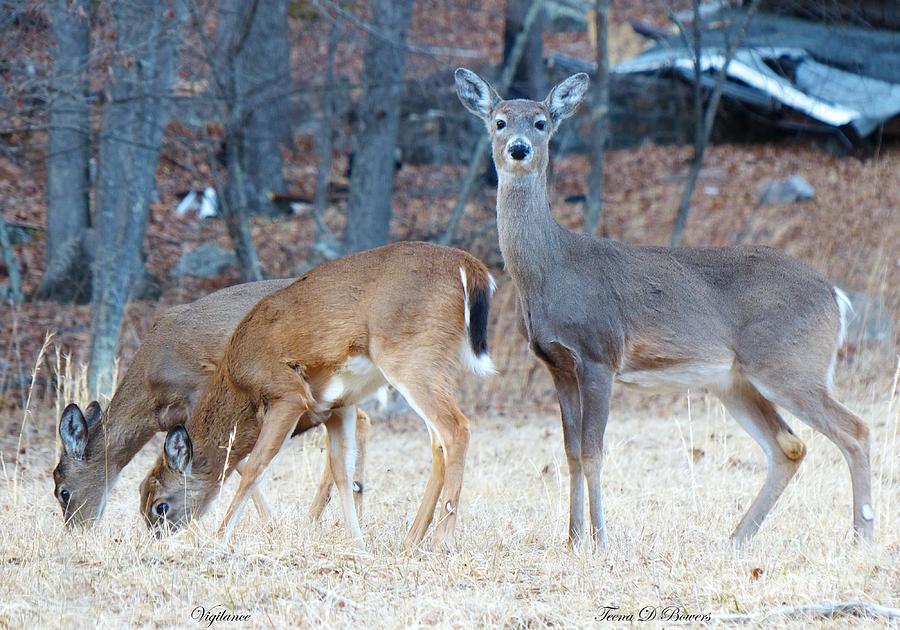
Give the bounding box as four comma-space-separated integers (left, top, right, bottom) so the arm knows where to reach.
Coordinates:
59, 403, 89, 460
83, 400, 103, 429
455, 68, 500, 121
164, 425, 193, 475
545, 73, 589, 126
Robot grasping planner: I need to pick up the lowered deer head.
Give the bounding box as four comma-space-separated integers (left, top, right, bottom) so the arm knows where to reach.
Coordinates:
53, 401, 108, 526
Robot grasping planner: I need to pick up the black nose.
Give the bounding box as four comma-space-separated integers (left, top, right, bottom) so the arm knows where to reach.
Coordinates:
509, 143, 530, 161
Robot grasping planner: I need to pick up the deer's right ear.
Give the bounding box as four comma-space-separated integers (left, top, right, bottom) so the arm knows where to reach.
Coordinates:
59, 403, 89, 460
455, 68, 500, 121
164, 425, 193, 475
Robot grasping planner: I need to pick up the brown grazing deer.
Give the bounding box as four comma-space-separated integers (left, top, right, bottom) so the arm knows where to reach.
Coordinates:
455, 67, 872, 547
53, 279, 372, 528
139, 242, 495, 552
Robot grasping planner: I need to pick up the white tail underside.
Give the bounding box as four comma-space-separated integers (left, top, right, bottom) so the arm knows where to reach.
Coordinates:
830, 286, 854, 386
458, 267, 497, 376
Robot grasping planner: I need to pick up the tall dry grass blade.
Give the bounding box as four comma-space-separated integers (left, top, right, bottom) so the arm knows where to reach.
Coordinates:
881, 356, 900, 521
673, 391, 699, 514
12, 331, 53, 506
214, 423, 239, 531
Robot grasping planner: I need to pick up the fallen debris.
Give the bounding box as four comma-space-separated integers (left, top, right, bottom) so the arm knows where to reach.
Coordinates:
756, 175, 815, 206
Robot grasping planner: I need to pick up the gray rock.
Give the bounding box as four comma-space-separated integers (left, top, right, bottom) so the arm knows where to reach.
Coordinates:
756, 175, 815, 206
170, 244, 236, 279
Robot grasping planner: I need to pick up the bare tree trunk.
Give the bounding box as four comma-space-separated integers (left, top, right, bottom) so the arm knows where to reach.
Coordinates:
222, 127, 263, 282
233, 0, 290, 217
584, 0, 609, 235
211, 0, 267, 281
440, 0, 543, 246
88, 0, 185, 396
0, 212, 23, 304
311, 18, 342, 260
343, 0, 414, 253
504, 0, 546, 99
670, 0, 761, 246
37, 0, 92, 302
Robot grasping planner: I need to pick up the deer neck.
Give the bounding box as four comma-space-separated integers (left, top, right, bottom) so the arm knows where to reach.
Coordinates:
496, 169, 567, 289
99, 376, 160, 479
188, 374, 258, 486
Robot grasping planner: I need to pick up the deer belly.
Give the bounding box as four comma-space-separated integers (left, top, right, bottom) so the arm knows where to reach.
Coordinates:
616, 363, 733, 392
314, 356, 388, 412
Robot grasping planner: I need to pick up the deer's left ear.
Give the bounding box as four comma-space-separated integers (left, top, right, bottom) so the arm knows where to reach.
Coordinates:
164, 426, 193, 475
59, 403, 89, 460
545, 73, 589, 126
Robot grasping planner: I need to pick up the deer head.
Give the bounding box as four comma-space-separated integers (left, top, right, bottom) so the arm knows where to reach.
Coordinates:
139, 425, 211, 534
454, 68, 589, 177
53, 401, 110, 527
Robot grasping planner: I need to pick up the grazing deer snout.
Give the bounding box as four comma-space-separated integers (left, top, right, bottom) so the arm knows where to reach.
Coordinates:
507, 138, 532, 161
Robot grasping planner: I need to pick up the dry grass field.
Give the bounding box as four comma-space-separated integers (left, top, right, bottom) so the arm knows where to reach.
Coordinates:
1, 142, 898, 628
0, 349, 897, 628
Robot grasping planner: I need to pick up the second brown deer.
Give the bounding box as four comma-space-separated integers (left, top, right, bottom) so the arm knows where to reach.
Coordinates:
455, 67, 872, 548
139, 242, 495, 552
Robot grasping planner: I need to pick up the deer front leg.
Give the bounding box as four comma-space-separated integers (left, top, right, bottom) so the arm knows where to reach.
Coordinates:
235, 459, 274, 523
324, 406, 365, 550
308, 408, 372, 524
579, 361, 613, 550
217, 395, 307, 543
549, 368, 585, 548
308, 449, 334, 523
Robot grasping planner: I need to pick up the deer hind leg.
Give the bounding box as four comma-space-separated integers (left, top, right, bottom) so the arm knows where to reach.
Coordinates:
822, 396, 873, 542
717, 381, 805, 545
217, 394, 308, 543
324, 406, 365, 550
748, 371, 873, 542
384, 372, 469, 553
428, 402, 470, 553
402, 431, 445, 550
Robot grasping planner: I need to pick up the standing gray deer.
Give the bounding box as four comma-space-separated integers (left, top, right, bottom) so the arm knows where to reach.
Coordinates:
455, 67, 873, 548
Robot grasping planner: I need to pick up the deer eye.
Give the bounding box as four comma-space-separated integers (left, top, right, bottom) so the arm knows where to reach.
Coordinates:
534, 120, 546, 131
155, 502, 170, 517
495, 119, 506, 130
59, 488, 71, 507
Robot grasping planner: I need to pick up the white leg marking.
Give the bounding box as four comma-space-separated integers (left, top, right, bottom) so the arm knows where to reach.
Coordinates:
862, 503, 874, 521
340, 406, 357, 481
375, 385, 390, 408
